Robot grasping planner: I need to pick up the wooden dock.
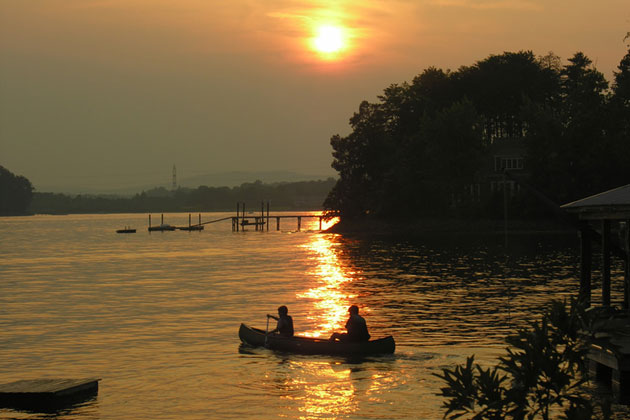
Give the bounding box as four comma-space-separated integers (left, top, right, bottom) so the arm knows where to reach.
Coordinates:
146, 202, 330, 233
0, 378, 100, 410
231, 214, 323, 232
587, 317, 630, 404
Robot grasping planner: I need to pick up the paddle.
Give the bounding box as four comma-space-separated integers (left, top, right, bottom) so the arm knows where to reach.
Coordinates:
265, 314, 271, 347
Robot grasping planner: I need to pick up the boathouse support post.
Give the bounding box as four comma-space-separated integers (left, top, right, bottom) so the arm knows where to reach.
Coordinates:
161, 214, 164, 225
297, 216, 301, 231
602, 219, 611, 307
625, 220, 630, 312
267, 202, 270, 231
579, 224, 592, 307
241, 203, 246, 231
149, 214, 152, 229
319, 216, 322, 231
236, 203, 240, 232
276, 217, 280, 231
612, 369, 630, 403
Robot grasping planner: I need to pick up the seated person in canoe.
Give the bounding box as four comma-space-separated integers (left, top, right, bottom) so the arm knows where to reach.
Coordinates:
267, 305, 294, 337
330, 305, 371, 342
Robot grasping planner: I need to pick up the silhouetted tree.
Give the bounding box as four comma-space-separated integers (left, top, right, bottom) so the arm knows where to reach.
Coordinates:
0, 166, 33, 215
327, 101, 393, 217
607, 44, 630, 189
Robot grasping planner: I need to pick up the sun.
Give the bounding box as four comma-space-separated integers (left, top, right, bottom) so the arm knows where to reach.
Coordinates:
312, 25, 345, 55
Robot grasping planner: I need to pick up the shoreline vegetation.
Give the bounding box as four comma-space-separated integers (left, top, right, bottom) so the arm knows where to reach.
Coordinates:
322, 47, 630, 224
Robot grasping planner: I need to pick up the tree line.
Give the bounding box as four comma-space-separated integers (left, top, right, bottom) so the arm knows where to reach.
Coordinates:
324, 46, 630, 220
0, 166, 33, 216
30, 178, 336, 214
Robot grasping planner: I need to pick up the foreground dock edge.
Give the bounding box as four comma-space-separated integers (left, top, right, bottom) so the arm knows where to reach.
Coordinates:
0, 378, 100, 411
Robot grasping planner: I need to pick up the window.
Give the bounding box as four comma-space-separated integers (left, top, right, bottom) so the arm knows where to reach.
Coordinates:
495, 156, 524, 172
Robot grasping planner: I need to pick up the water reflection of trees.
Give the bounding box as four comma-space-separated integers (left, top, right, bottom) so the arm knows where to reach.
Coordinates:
310, 233, 625, 347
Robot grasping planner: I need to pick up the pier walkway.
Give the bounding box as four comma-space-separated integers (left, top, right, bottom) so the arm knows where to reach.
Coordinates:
148, 202, 329, 232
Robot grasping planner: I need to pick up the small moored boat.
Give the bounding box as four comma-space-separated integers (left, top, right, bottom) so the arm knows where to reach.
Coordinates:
116, 227, 136, 233
148, 224, 176, 232
238, 323, 395, 356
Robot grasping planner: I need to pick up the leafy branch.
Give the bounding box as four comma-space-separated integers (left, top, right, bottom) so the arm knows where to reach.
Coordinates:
434, 299, 609, 420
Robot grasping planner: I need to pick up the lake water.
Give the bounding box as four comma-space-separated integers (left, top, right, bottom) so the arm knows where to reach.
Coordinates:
1, 213, 629, 419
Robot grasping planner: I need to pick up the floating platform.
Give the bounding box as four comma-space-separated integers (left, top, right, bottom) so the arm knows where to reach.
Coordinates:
0, 378, 100, 410
178, 225, 204, 231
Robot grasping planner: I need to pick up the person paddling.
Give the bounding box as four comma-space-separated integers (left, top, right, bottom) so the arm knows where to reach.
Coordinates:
330, 305, 371, 342
267, 305, 294, 337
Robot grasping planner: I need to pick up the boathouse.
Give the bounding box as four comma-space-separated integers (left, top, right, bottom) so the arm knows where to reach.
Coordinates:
561, 184, 630, 403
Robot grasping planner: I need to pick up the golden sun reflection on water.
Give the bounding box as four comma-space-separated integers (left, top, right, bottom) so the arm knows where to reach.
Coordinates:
274, 226, 381, 418
298, 234, 357, 338
270, 361, 360, 419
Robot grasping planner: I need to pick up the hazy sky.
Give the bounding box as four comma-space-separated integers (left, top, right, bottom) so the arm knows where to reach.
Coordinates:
1, 1, 628, 192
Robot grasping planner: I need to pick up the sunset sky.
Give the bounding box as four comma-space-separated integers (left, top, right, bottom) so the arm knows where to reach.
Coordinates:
1, 1, 628, 192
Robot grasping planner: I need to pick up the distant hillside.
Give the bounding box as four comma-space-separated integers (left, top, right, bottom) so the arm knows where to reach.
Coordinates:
178, 171, 331, 189
30, 178, 337, 214
35, 170, 333, 195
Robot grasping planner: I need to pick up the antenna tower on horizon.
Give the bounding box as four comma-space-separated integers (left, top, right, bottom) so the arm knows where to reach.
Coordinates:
172, 165, 177, 190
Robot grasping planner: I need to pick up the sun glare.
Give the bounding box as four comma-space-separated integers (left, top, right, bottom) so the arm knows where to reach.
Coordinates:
312, 25, 345, 56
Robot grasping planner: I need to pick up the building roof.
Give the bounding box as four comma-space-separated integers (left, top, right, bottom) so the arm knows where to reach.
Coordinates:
561, 184, 630, 219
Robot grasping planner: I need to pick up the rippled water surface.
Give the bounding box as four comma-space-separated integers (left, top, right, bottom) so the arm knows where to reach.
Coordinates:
1, 213, 628, 419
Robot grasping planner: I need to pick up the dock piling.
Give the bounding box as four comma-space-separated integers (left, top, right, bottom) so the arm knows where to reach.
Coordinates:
602, 219, 611, 307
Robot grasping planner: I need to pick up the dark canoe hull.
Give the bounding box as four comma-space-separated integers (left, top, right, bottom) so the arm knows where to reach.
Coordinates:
238, 324, 395, 356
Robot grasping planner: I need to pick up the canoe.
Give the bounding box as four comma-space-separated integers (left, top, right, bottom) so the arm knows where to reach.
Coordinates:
238, 323, 395, 356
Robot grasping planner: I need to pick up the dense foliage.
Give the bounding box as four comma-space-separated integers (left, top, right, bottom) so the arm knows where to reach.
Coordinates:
325, 48, 630, 219
30, 178, 336, 214
435, 300, 610, 420
0, 165, 33, 215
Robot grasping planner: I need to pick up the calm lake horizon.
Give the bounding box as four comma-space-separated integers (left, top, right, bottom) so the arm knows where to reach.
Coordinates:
1, 212, 629, 419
